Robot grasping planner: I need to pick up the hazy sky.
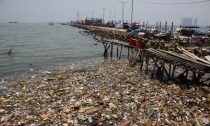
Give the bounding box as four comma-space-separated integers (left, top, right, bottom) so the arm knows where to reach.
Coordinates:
0, 0, 210, 25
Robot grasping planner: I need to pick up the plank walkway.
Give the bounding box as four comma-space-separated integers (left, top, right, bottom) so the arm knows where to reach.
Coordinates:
143, 48, 210, 84
71, 24, 210, 85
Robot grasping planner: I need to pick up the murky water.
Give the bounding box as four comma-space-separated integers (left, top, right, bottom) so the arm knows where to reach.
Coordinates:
0, 23, 104, 79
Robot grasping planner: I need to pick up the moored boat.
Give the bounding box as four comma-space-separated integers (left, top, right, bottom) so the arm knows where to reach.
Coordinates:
8, 21, 18, 23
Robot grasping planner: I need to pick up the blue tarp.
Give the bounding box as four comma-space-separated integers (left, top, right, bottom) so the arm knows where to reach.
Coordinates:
193, 31, 205, 36
131, 29, 140, 36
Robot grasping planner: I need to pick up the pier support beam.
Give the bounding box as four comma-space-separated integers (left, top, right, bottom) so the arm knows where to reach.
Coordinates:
119, 45, 123, 59
102, 42, 110, 57
110, 43, 113, 58
117, 45, 119, 59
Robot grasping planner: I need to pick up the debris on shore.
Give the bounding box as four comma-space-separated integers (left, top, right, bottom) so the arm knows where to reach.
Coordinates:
0, 60, 209, 125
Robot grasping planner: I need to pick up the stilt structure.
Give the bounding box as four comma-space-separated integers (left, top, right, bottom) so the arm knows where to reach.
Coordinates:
71, 24, 210, 85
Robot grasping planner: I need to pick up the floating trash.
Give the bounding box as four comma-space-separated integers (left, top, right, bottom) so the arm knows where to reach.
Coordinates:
41, 71, 51, 74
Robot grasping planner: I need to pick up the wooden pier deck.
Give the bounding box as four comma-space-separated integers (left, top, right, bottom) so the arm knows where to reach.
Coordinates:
143, 48, 210, 84
71, 24, 210, 85
71, 24, 129, 42
101, 39, 210, 85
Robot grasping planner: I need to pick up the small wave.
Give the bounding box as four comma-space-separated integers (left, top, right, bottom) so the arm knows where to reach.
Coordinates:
0, 23, 104, 82
0, 57, 104, 84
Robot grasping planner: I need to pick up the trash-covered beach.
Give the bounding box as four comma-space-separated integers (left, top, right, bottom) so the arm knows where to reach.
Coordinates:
0, 60, 210, 125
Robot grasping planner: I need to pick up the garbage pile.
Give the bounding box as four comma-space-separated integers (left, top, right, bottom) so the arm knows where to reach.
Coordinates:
0, 60, 209, 125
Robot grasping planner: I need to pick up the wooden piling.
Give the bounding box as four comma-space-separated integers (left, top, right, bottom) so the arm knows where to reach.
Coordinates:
163, 63, 171, 80
140, 51, 145, 71
117, 45, 119, 58
151, 57, 158, 78
165, 21, 167, 32
128, 47, 130, 59
171, 64, 176, 80
169, 63, 172, 76
145, 54, 149, 75
103, 42, 110, 58
156, 22, 158, 29
119, 45, 123, 59
110, 43, 113, 58
171, 22, 174, 33
160, 62, 165, 81
159, 22, 161, 31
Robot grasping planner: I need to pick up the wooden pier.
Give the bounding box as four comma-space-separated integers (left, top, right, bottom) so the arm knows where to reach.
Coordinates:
71, 24, 210, 85
98, 38, 210, 85
143, 48, 210, 84
71, 24, 129, 41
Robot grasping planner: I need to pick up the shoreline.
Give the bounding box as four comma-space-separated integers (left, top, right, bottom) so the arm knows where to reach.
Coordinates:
0, 57, 105, 84
0, 60, 209, 125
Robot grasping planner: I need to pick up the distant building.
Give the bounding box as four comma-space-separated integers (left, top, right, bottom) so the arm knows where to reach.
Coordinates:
181, 17, 198, 26
194, 18, 198, 26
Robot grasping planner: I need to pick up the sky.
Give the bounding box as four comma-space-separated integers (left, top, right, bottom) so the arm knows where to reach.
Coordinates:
0, 0, 210, 25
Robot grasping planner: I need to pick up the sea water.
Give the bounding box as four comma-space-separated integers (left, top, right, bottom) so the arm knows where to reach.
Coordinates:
0, 23, 104, 80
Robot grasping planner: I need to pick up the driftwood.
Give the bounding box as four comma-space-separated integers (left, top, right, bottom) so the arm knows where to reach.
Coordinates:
205, 56, 210, 62
177, 47, 210, 65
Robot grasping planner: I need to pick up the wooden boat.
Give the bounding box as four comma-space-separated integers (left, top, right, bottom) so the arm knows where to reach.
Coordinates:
174, 26, 203, 46
8, 21, 18, 23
